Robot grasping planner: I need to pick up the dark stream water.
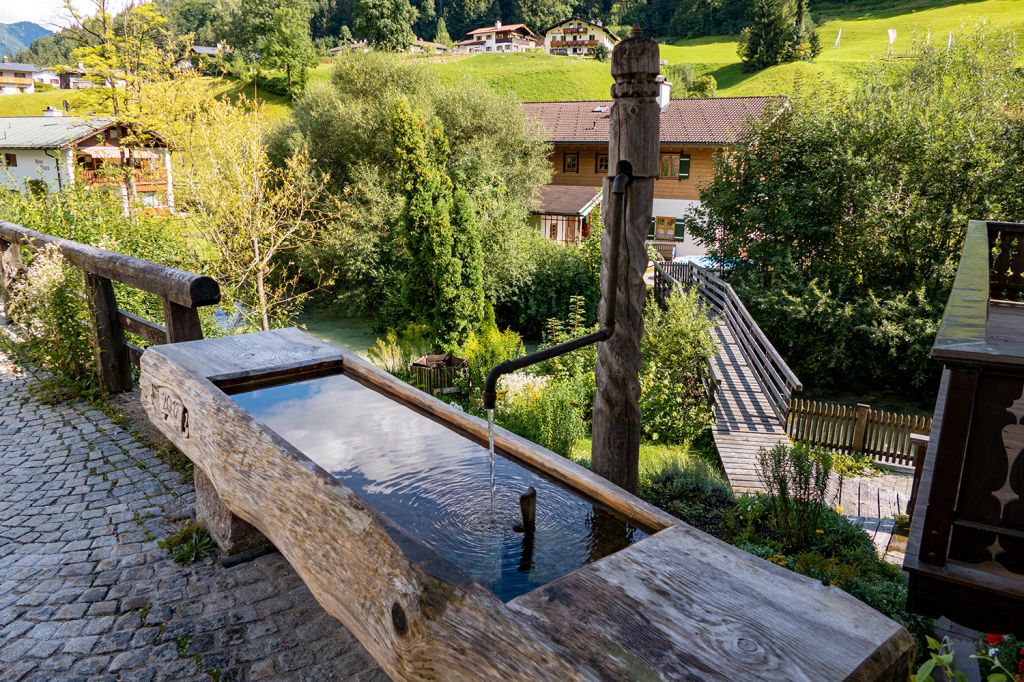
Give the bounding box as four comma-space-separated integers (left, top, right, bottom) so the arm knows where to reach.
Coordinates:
230, 372, 648, 601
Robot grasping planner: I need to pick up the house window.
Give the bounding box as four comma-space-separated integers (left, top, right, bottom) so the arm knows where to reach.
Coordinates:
2, 153, 16, 167
563, 152, 579, 173
659, 153, 692, 180
654, 216, 675, 241
596, 154, 609, 173
589, 34, 595, 41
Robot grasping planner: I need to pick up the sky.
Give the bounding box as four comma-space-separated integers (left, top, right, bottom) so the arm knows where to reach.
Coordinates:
0, 0, 130, 29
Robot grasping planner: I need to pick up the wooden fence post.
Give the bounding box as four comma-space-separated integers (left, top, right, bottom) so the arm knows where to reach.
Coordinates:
852, 403, 871, 453
591, 26, 661, 495
0, 239, 21, 295
163, 299, 204, 344
84, 272, 133, 393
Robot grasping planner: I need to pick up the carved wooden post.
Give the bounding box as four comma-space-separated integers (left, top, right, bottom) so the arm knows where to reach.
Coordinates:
852, 403, 871, 453
0, 239, 21, 296
591, 27, 660, 494
84, 271, 133, 393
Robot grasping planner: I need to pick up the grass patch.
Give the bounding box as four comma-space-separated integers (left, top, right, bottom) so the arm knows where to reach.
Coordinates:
159, 521, 217, 565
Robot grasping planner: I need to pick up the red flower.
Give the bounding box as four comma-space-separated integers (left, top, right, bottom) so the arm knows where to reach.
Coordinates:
985, 633, 1005, 646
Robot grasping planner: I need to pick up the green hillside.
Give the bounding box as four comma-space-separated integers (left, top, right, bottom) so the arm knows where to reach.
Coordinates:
431, 0, 1024, 100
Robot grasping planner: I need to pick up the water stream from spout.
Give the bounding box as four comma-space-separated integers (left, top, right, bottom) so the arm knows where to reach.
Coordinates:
486, 408, 496, 514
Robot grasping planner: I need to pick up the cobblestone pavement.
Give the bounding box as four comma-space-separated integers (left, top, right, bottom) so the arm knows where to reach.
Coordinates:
0, 351, 385, 682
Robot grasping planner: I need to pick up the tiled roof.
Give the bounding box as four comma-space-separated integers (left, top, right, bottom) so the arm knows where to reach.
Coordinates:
533, 184, 602, 215
0, 62, 40, 73
0, 116, 114, 149
466, 23, 536, 37
522, 97, 781, 145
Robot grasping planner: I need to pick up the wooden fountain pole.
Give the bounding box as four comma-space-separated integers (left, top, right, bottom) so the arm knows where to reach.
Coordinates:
591, 27, 660, 494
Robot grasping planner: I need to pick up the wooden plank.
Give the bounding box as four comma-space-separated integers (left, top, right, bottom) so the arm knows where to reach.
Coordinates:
118, 309, 167, 345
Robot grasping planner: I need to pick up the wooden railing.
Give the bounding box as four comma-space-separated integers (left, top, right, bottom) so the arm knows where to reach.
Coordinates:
653, 260, 802, 423
78, 167, 168, 185
0, 221, 219, 394
786, 398, 932, 468
651, 261, 721, 404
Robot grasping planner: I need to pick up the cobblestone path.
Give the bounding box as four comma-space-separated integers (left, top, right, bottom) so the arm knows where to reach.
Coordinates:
0, 352, 385, 682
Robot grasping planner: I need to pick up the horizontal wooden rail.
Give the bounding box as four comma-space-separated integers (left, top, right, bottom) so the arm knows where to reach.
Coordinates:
0, 220, 220, 394
654, 260, 802, 424
786, 398, 932, 468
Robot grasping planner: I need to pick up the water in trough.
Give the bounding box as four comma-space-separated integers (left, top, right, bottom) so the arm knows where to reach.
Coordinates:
231, 372, 648, 601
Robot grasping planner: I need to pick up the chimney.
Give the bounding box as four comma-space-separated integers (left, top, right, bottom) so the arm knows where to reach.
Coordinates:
43, 106, 63, 117
656, 75, 671, 111
495, 19, 502, 28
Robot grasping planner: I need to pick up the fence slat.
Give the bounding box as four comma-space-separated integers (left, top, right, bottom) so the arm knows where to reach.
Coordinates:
787, 399, 932, 467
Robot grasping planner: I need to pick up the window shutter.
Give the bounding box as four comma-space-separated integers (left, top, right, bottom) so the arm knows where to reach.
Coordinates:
648, 218, 655, 239
678, 155, 691, 180
674, 219, 686, 242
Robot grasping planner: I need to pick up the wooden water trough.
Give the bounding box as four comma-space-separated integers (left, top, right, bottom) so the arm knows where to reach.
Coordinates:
141, 328, 913, 681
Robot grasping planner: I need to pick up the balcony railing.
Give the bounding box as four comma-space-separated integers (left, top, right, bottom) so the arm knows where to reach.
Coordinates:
79, 167, 167, 185
904, 219, 1024, 635
0, 76, 33, 86
549, 39, 598, 48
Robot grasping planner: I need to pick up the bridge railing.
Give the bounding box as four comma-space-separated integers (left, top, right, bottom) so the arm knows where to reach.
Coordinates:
0, 221, 220, 394
653, 260, 802, 423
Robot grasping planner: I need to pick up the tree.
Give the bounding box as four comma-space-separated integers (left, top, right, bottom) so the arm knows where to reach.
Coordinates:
259, 5, 318, 94
61, 0, 180, 214
390, 98, 484, 349
182, 100, 336, 331
352, 0, 418, 50
690, 26, 1024, 390
434, 16, 452, 46
736, 0, 794, 71
268, 52, 550, 322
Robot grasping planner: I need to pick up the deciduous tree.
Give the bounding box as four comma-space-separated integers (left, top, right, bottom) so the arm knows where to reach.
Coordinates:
352, 0, 418, 50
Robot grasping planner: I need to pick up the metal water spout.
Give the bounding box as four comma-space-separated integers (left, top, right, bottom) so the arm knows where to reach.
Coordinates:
481, 168, 633, 411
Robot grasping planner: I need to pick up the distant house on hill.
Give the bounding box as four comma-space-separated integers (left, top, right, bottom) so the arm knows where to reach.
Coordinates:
523, 84, 781, 256
457, 21, 539, 53
32, 69, 59, 88
543, 18, 618, 57
0, 61, 39, 95
0, 110, 175, 213
409, 38, 449, 54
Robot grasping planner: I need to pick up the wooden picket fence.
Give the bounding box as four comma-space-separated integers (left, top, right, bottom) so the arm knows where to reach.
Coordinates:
786, 398, 932, 468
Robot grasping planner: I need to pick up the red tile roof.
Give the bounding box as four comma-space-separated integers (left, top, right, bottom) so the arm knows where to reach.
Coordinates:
522, 97, 782, 145
466, 23, 536, 37
532, 184, 602, 215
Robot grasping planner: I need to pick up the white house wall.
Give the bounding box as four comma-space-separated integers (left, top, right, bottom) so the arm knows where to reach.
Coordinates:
0, 149, 71, 191
651, 198, 707, 257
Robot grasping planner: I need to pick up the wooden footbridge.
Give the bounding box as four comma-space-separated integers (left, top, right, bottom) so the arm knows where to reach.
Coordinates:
653, 261, 802, 492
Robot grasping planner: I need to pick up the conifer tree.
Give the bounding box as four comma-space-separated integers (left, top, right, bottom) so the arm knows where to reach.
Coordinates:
391, 99, 484, 349
434, 16, 452, 46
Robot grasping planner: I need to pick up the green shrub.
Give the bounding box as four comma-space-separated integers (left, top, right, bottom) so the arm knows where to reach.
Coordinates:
640, 457, 734, 536
495, 375, 587, 457
495, 232, 601, 338
756, 441, 833, 551
7, 244, 96, 394
459, 308, 524, 395
639, 287, 717, 444
367, 323, 433, 383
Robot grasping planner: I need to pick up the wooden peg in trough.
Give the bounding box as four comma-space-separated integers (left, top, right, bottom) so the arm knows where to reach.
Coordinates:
515, 486, 537, 534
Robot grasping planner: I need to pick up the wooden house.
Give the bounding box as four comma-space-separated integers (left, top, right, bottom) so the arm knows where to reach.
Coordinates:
523, 86, 780, 257
457, 21, 539, 53
0, 110, 174, 213
543, 18, 619, 57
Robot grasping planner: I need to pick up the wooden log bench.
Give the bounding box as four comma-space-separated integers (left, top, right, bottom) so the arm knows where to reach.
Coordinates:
140, 328, 914, 681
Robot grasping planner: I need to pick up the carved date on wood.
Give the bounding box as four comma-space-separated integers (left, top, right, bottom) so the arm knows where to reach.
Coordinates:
150, 384, 189, 438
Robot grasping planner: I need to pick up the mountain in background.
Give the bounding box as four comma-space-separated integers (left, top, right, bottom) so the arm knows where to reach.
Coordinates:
0, 22, 52, 61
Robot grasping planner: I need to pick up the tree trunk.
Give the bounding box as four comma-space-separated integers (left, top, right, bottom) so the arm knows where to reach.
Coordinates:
590, 27, 661, 495
253, 236, 270, 331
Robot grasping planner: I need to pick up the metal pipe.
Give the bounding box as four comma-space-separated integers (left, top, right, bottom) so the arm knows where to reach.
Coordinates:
481, 168, 632, 410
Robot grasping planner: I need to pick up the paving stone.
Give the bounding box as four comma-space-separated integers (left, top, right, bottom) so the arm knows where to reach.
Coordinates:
0, 349, 380, 680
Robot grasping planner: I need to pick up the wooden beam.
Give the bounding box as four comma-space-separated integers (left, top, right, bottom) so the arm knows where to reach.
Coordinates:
118, 309, 167, 345
591, 27, 660, 495
0, 221, 220, 308
84, 272, 133, 393
163, 299, 204, 344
